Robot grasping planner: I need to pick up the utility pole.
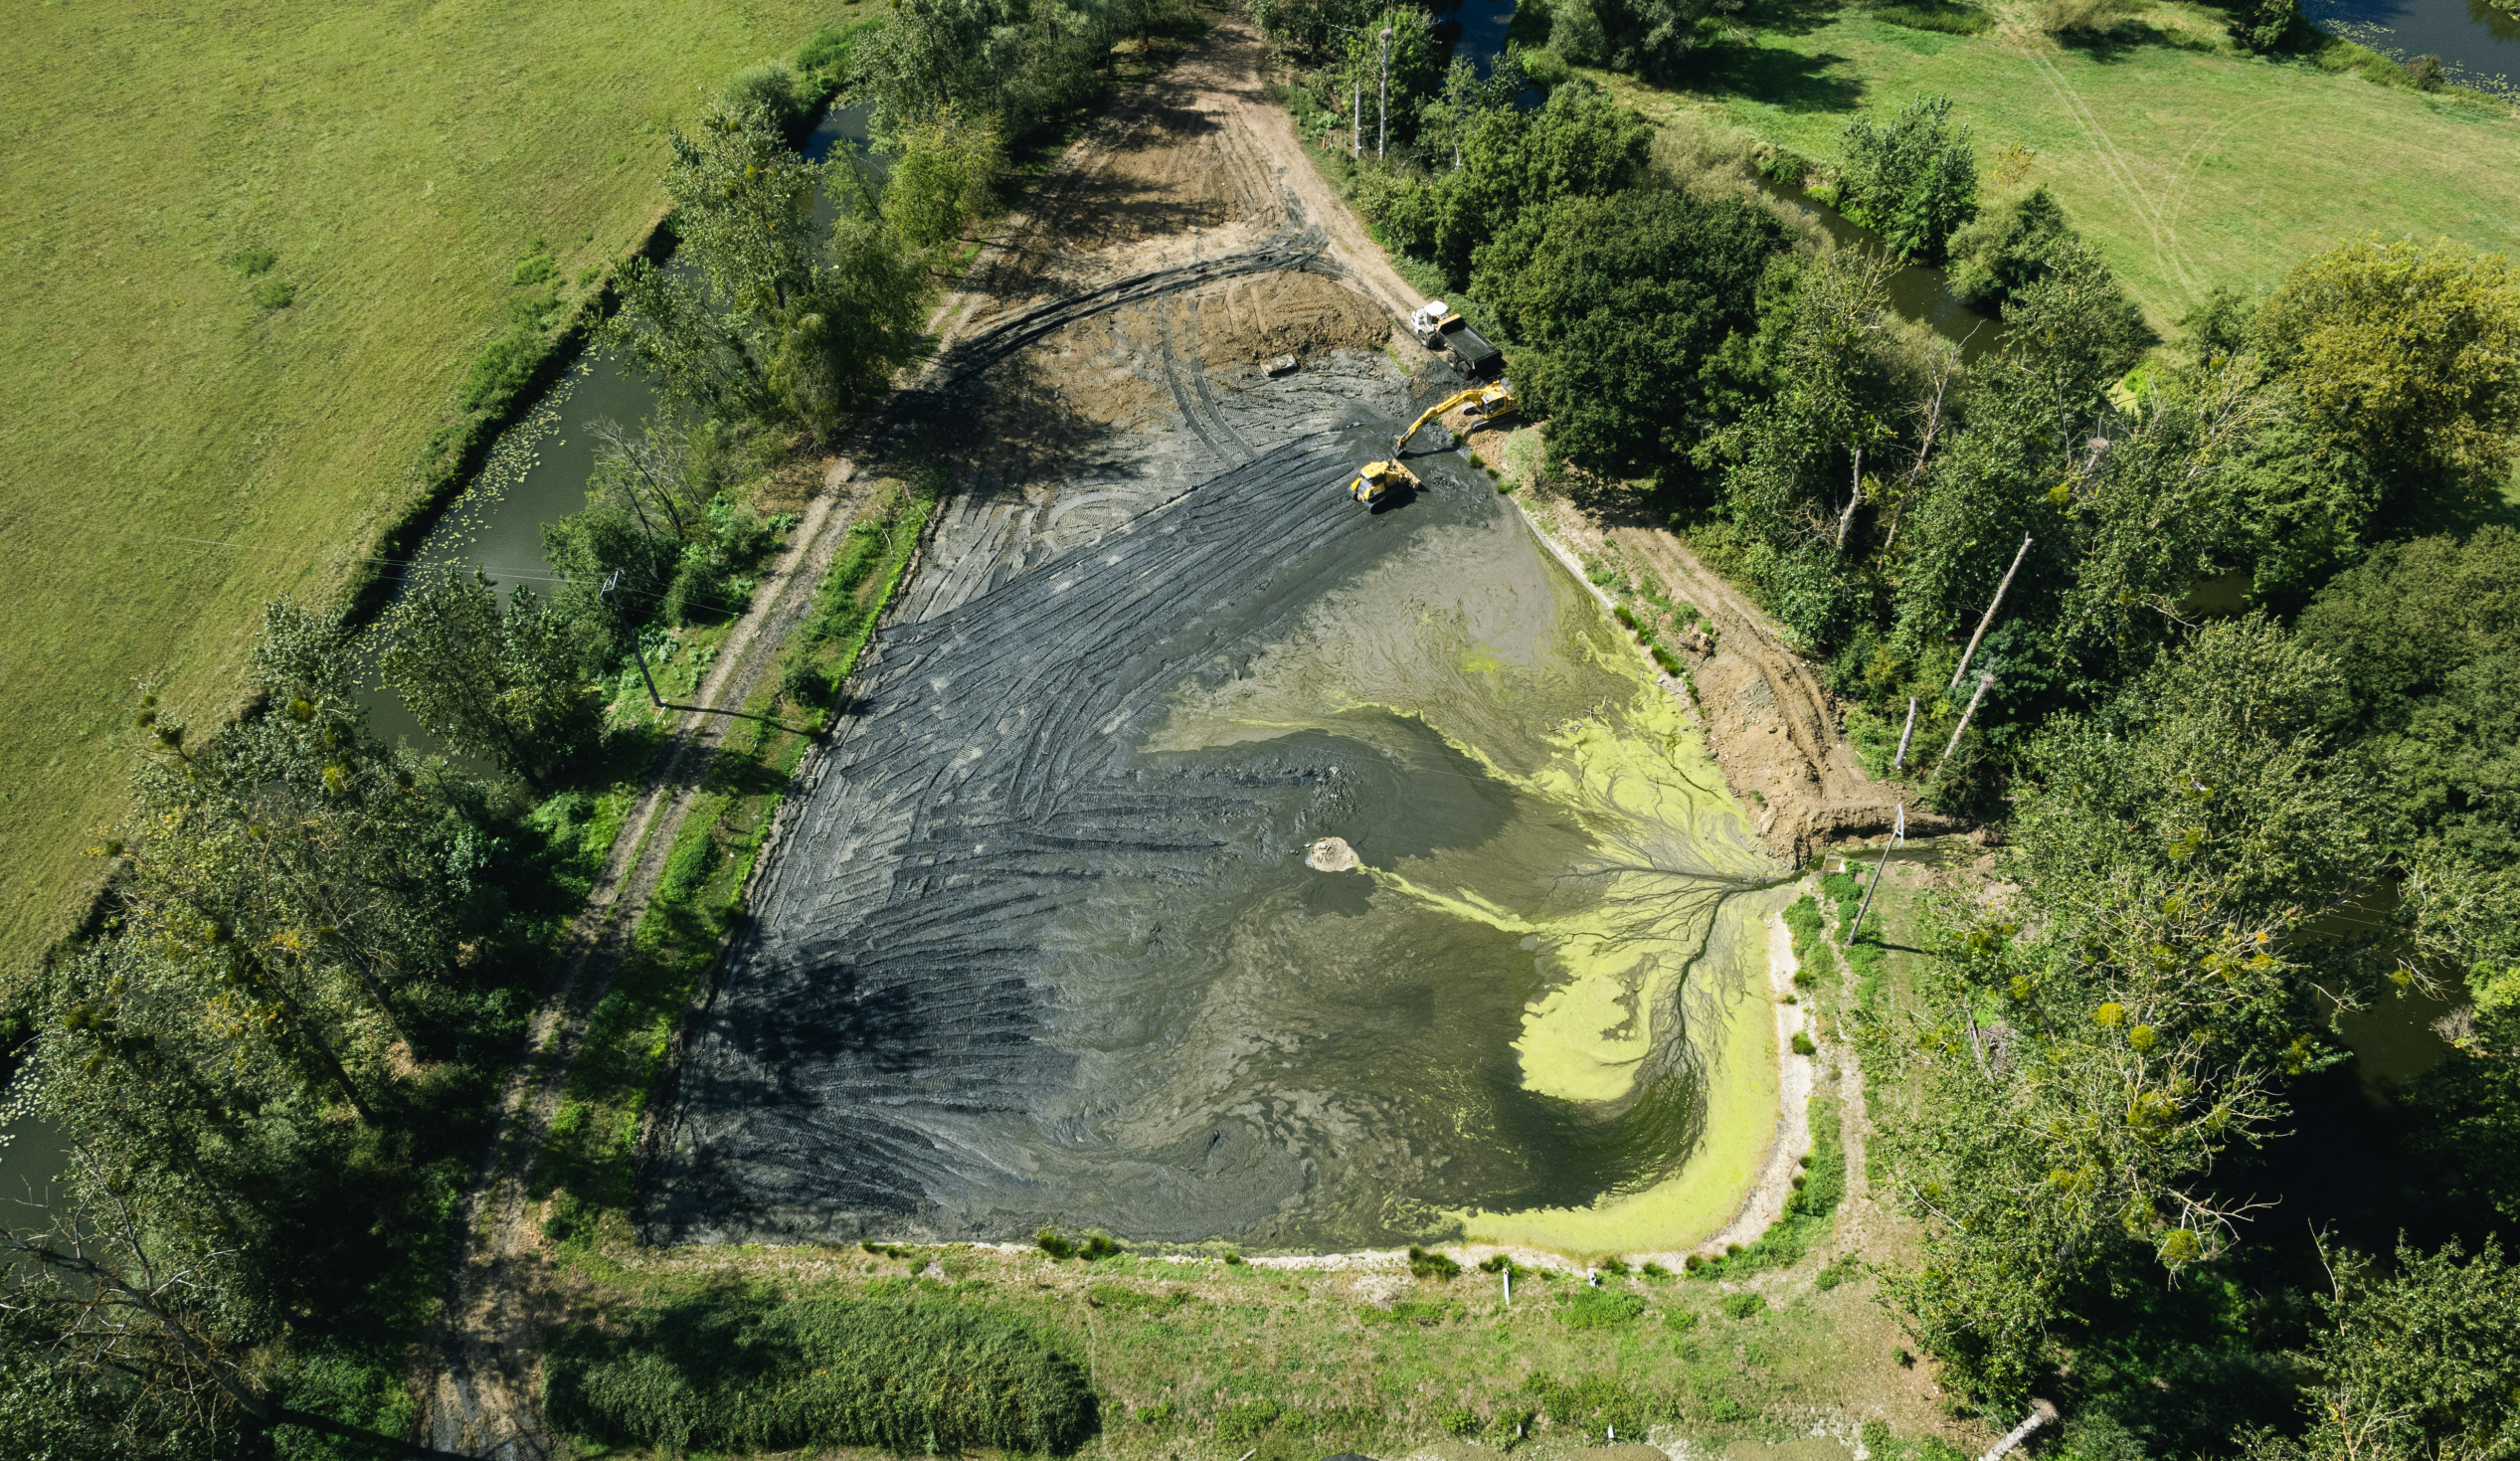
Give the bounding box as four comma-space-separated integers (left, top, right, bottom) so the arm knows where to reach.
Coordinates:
1377, 26, 1392, 160
600, 570, 665, 710
1949, 533, 2032, 690
1845, 804, 1903, 948
1892, 696, 1918, 772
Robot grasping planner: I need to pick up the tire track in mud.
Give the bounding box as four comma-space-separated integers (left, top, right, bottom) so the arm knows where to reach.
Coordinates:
641, 439, 1378, 1244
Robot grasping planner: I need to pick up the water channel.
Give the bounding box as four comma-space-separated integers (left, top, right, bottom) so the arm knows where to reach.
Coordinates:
2303, 0, 2520, 96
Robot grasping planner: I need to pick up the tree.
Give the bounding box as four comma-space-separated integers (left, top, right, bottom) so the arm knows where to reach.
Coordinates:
1838, 94, 1978, 265
1880, 620, 2383, 1402
1, 1146, 464, 1460
378, 569, 603, 790
607, 92, 925, 427
2254, 237, 2520, 507
1544, 0, 1721, 82
1371, 82, 1651, 285
883, 104, 1005, 254
1476, 189, 1788, 486
2248, 1236, 2520, 1461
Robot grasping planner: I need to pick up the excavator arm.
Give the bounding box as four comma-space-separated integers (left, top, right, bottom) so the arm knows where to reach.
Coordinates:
1392, 381, 1519, 454
1394, 390, 1483, 454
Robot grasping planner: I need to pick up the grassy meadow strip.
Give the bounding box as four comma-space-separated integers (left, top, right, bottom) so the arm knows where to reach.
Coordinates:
0, 0, 865, 988
1581, 0, 2520, 327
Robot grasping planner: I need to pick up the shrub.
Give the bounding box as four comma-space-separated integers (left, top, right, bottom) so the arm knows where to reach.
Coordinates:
1443, 1405, 1480, 1435
1134, 1401, 1175, 1425
1815, 1254, 1864, 1290
726, 61, 804, 133
1214, 1399, 1283, 1442
1595, 1254, 1629, 1276
544, 1298, 1098, 1454
1566, 1287, 1647, 1329
1705, 1394, 1756, 1422
2405, 53, 2445, 90
1037, 1227, 1075, 1259
1664, 1307, 1701, 1333
1721, 1291, 1766, 1320
460, 326, 543, 414
1408, 1245, 1462, 1280
510, 253, 557, 286
2230, 0, 2293, 50
230, 246, 277, 275
1791, 1030, 1819, 1056
256, 276, 297, 310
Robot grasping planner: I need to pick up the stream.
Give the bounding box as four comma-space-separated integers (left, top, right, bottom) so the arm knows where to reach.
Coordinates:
2304, 0, 2520, 95
357, 101, 890, 751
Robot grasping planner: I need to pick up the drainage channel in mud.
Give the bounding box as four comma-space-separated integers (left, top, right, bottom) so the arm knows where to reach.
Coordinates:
644, 414, 1797, 1254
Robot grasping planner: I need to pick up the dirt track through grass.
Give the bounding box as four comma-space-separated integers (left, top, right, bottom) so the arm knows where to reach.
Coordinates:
1596, 0, 2520, 327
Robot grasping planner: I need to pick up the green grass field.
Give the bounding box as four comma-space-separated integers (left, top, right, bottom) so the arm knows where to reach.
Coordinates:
1594, 0, 2520, 328
0, 0, 860, 985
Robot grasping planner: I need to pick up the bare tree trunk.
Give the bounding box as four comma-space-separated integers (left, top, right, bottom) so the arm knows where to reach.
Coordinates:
1892, 696, 1918, 772
1835, 449, 1864, 553
1978, 1401, 2060, 1461
1949, 534, 2032, 690
1933, 671, 1996, 777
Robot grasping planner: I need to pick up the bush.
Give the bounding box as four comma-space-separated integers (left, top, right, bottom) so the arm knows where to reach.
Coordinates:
230, 246, 277, 275
544, 1298, 1098, 1454
2404, 53, 2445, 90
1566, 1287, 1647, 1329
1407, 1245, 1462, 1280
1721, 1291, 1766, 1320
256, 276, 297, 310
1791, 1030, 1819, 1056
1837, 94, 1976, 265
727, 61, 804, 133
460, 326, 543, 414
2229, 0, 2294, 51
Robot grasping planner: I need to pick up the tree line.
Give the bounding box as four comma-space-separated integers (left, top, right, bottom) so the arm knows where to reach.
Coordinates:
0, 25, 1030, 1451
1252, 29, 2520, 1456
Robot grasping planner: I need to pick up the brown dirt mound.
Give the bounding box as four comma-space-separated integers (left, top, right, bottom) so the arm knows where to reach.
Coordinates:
1189, 272, 1393, 368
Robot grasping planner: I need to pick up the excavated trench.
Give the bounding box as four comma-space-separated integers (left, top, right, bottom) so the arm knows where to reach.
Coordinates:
640, 260, 1788, 1252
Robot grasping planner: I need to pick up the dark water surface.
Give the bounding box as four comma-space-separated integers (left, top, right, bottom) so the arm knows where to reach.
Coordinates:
1758, 179, 2005, 359
2304, 0, 2520, 95
357, 103, 889, 751
647, 437, 1785, 1251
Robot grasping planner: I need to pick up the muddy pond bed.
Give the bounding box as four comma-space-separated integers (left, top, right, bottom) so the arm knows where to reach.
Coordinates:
642, 420, 1795, 1253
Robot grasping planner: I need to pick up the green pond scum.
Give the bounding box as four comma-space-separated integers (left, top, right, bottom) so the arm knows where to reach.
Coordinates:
652, 447, 1796, 1254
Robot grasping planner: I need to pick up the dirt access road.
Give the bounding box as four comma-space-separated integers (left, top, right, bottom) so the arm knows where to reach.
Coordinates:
417, 17, 1900, 1454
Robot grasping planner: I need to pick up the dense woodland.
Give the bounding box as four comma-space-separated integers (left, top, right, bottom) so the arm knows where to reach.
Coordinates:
5, 2, 2519, 1458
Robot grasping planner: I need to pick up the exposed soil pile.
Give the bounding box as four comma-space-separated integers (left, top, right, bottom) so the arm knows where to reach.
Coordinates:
1187, 272, 1396, 366
1522, 497, 1950, 862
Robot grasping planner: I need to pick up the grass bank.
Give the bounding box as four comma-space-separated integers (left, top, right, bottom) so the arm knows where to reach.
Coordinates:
1583, 0, 2520, 328
0, 0, 853, 988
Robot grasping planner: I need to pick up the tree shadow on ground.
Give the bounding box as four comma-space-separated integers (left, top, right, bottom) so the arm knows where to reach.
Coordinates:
1694, 36, 1868, 112
1737, 0, 1859, 39
2052, 19, 2221, 61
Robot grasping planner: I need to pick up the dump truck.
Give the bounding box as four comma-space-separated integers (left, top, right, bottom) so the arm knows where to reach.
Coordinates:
1393, 379, 1518, 455
1405, 300, 1505, 377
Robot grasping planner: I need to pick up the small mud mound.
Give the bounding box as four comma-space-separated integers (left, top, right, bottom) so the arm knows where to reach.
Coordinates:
1190, 272, 1392, 368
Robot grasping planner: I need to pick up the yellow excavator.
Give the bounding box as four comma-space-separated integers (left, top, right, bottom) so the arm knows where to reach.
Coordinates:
1349, 381, 1520, 507
1395, 380, 1517, 454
